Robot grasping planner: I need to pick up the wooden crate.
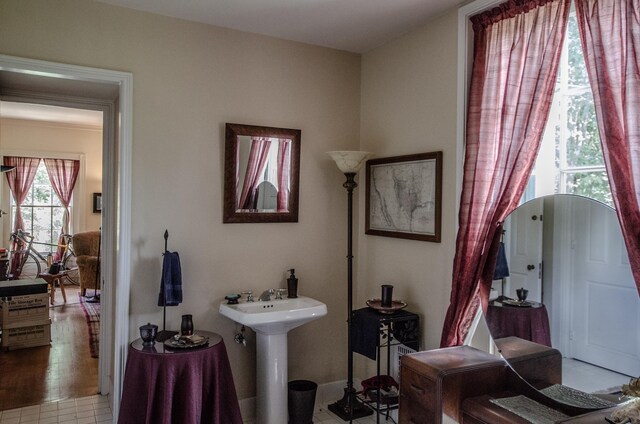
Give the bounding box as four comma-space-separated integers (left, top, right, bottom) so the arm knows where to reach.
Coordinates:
0, 293, 49, 326
1, 319, 51, 350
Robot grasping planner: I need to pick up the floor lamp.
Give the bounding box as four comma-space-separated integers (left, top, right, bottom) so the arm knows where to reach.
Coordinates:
327, 151, 373, 422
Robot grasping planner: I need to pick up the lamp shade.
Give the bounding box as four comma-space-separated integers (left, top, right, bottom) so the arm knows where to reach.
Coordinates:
0, 165, 15, 173
326, 151, 372, 173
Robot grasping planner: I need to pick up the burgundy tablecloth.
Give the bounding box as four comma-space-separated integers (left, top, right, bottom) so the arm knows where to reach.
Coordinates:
118, 333, 242, 424
485, 303, 552, 347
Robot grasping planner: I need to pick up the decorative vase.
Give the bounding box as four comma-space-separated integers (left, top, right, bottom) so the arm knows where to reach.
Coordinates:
381, 284, 394, 307
181, 314, 194, 336
516, 288, 529, 302
139, 322, 158, 346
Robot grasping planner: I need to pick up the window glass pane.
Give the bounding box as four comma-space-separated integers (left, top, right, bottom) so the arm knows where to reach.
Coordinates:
567, 12, 589, 87
32, 207, 51, 231
565, 171, 613, 207
565, 92, 603, 167
33, 185, 51, 206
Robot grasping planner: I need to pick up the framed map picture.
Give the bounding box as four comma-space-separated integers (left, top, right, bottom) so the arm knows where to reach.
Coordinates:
365, 152, 442, 242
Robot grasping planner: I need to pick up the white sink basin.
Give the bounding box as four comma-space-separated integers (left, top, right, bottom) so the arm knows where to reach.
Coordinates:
219, 295, 327, 424
219, 295, 327, 335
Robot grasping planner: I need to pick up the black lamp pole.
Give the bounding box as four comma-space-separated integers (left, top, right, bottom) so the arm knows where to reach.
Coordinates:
328, 172, 372, 422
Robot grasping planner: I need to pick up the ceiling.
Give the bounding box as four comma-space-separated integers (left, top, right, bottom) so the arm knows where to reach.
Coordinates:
0, 102, 104, 127
94, 0, 465, 53
0, 71, 116, 127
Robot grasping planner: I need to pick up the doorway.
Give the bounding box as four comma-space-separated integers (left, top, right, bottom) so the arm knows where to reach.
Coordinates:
0, 54, 132, 419
0, 102, 103, 409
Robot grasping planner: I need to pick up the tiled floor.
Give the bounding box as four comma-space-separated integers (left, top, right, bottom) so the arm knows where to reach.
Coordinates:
242, 402, 391, 424
562, 358, 631, 393
310, 404, 393, 423
0, 395, 112, 424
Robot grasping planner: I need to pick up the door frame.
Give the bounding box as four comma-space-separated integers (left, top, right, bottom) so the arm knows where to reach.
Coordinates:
0, 54, 132, 420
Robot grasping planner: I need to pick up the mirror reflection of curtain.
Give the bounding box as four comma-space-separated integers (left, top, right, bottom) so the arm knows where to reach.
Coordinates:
575, 0, 640, 296
441, 0, 570, 347
277, 139, 291, 212
238, 137, 272, 210
3, 156, 41, 275
43, 158, 80, 261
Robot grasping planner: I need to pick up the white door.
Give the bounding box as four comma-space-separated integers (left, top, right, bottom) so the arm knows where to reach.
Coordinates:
505, 198, 544, 302
569, 199, 640, 377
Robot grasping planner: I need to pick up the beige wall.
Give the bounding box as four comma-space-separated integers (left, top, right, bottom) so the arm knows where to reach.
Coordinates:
0, 118, 103, 237
0, 0, 463, 403
0, 0, 361, 399
359, 9, 460, 358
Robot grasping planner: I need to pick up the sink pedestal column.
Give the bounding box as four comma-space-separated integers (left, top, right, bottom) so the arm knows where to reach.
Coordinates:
256, 332, 288, 424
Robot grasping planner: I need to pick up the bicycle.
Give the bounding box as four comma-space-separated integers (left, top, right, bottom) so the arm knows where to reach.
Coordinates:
8, 229, 79, 284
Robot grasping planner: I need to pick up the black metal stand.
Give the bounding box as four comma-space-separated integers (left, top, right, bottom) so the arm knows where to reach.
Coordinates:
85, 228, 101, 303
156, 229, 177, 342
328, 173, 373, 422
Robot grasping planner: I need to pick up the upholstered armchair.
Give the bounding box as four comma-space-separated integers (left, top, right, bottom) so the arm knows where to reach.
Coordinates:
73, 231, 100, 296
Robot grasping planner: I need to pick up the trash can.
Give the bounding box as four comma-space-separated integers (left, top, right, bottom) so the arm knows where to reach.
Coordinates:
288, 380, 317, 424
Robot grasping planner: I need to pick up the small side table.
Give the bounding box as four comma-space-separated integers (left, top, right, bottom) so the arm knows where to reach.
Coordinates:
485, 301, 552, 346
352, 308, 420, 423
118, 331, 243, 424
38, 271, 68, 305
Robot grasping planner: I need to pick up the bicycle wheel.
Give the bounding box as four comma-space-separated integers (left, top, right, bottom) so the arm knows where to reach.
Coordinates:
62, 253, 79, 285
19, 253, 41, 280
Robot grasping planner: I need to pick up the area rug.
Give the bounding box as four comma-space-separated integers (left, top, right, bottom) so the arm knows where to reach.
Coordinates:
79, 292, 100, 358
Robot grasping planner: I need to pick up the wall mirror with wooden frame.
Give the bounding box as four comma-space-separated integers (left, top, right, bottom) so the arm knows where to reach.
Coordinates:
223, 123, 301, 223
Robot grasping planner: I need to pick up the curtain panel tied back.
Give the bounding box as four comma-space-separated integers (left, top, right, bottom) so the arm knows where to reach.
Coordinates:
4, 156, 41, 276
441, 0, 570, 347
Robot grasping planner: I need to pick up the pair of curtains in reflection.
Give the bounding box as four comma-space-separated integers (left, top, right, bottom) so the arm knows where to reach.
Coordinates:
442, 0, 640, 347
238, 137, 291, 211
3, 156, 80, 276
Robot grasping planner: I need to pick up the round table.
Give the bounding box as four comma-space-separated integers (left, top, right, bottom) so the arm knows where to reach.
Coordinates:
118, 331, 243, 424
485, 302, 552, 347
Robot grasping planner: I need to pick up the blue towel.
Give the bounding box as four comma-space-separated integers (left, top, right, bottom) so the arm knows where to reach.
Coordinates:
493, 241, 510, 280
157, 251, 183, 306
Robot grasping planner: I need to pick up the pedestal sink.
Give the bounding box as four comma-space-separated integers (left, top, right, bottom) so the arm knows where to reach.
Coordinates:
219, 296, 327, 424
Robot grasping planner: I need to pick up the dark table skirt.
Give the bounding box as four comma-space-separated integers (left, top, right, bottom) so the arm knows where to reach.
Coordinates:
118, 333, 242, 424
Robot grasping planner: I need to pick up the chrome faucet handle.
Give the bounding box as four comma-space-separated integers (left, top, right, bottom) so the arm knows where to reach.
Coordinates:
275, 288, 287, 300
241, 291, 254, 302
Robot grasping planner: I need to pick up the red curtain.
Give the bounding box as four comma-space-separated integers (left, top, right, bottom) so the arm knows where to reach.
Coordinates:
43, 158, 80, 261
4, 156, 41, 276
276, 139, 291, 212
238, 137, 272, 210
441, 0, 570, 347
575, 0, 640, 296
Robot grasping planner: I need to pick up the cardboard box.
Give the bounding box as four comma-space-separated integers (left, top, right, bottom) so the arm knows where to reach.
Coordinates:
0, 278, 48, 297
1, 319, 51, 350
0, 293, 50, 326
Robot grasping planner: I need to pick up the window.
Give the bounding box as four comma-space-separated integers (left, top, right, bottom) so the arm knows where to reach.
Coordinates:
11, 161, 70, 252
527, 8, 612, 207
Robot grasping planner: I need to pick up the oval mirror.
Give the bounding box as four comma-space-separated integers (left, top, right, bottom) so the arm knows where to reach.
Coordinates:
485, 194, 639, 409
223, 123, 301, 223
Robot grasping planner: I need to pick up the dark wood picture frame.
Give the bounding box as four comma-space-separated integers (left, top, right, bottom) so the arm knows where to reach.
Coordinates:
365, 152, 442, 242
92, 192, 102, 213
223, 123, 301, 223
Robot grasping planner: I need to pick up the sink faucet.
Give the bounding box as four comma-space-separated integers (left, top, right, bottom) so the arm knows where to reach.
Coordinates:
258, 289, 275, 301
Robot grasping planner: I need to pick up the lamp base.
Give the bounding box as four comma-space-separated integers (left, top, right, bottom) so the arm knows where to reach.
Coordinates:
328, 387, 373, 421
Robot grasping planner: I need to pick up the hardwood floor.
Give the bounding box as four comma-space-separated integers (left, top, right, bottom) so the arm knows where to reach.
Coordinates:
0, 292, 99, 411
